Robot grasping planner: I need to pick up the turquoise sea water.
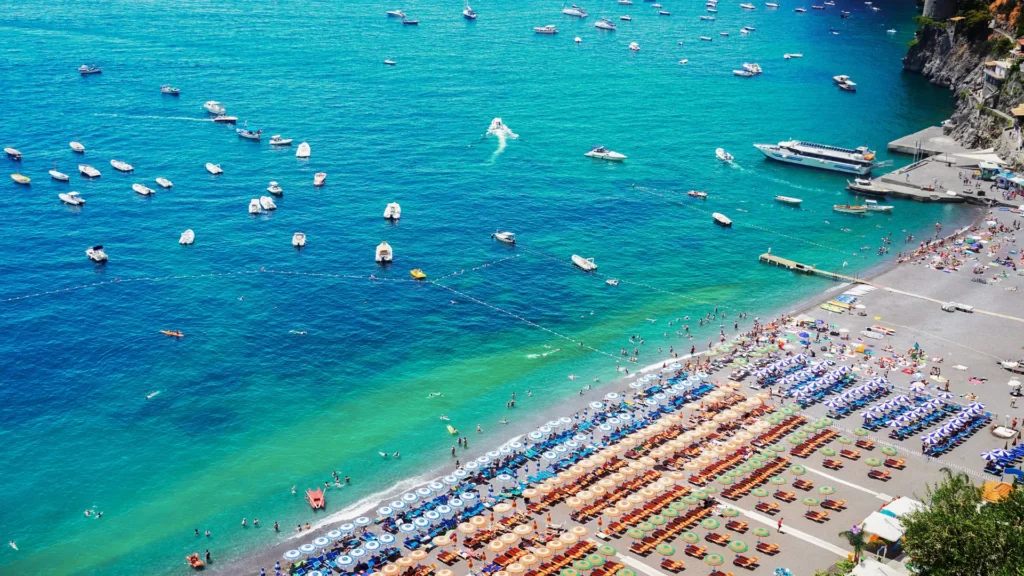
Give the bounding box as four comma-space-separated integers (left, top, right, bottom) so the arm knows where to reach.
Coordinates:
0, 0, 960, 573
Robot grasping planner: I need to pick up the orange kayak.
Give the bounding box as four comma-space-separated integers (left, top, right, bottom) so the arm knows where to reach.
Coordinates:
160, 330, 184, 338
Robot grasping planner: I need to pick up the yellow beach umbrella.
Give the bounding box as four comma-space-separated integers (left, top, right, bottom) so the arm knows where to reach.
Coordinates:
382, 565, 400, 576
410, 550, 428, 562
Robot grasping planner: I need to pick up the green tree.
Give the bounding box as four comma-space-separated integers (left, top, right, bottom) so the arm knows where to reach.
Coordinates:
838, 527, 867, 563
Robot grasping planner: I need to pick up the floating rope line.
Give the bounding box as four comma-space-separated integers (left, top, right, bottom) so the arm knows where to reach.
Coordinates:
430, 253, 524, 281
1, 270, 263, 303
259, 269, 418, 284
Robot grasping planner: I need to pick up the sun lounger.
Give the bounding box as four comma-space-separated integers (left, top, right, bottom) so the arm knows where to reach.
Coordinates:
437, 551, 460, 565
709, 571, 736, 576
805, 510, 829, 523
821, 499, 847, 511
661, 559, 685, 573
706, 532, 731, 546
855, 439, 875, 450
755, 502, 780, 514
733, 555, 759, 569
684, 544, 707, 559
840, 449, 861, 460
884, 457, 906, 469
755, 542, 779, 555
869, 469, 891, 481
822, 458, 843, 470
726, 520, 748, 533
774, 490, 796, 502
792, 479, 814, 491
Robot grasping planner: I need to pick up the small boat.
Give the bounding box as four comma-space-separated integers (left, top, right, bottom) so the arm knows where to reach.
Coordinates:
652, 3, 662, 7
700, 15, 715, 20
688, 190, 708, 198
306, 488, 326, 510
463, 4, 477, 19
110, 160, 134, 172
60, 191, 85, 205
887, 29, 896, 34
156, 177, 173, 188
572, 254, 598, 271
794, 7, 806, 11
838, 81, 857, 92
743, 62, 762, 74
376, 241, 393, 263
765, 1, 779, 5
292, 232, 306, 247
629, 42, 640, 51
267, 181, 283, 195
161, 330, 184, 338
160, 84, 180, 95
606, 278, 619, 286
833, 203, 867, 215
700, 35, 713, 41
10, 174, 30, 185
812, 4, 823, 8
296, 142, 311, 158
384, 59, 397, 65
5, 147, 22, 160
741, 28, 749, 33
659, 10, 671, 15
314, 172, 326, 187
50, 166, 70, 182
720, 32, 730, 36
785, 53, 803, 58
708, 7, 718, 11
384, 202, 401, 220
712, 212, 732, 227
846, 178, 889, 196
585, 146, 627, 161
832, 74, 852, 85
70, 141, 85, 153
492, 231, 516, 244
269, 135, 293, 146
133, 183, 154, 196
733, 69, 754, 77
534, 25, 558, 34
824, 1, 834, 4
619, 0, 632, 4
205, 163, 223, 175
179, 229, 195, 245
679, 59, 689, 64
386, 9, 406, 17
237, 125, 262, 140
260, 196, 277, 211
86, 245, 108, 263
186, 553, 205, 570
715, 148, 734, 162
595, 18, 617, 30
864, 199, 893, 212
78, 164, 101, 178
402, 18, 419, 25
774, 195, 802, 205
78, 65, 102, 75
204, 101, 226, 115
575, 36, 583, 43
840, 10, 850, 17
212, 115, 238, 124
740, 3, 756, 8
562, 4, 588, 17
410, 269, 427, 280
620, 15, 632, 20
743, 25, 756, 30
248, 199, 262, 214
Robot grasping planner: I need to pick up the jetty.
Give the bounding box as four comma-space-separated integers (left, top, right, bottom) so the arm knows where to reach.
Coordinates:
887, 125, 971, 157
758, 252, 861, 282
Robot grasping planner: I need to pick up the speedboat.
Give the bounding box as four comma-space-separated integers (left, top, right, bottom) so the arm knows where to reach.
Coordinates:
700, 15, 715, 19
269, 135, 293, 146
742, 63, 762, 74
733, 69, 754, 77
571, 254, 598, 271
575, 36, 583, 43
259, 196, 277, 211
463, 4, 477, 19
132, 183, 154, 196
376, 241, 393, 263
715, 148, 734, 162
492, 231, 516, 244
248, 199, 262, 214
688, 190, 708, 198
765, 1, 779, 5
700, 35, 713, 41
78, 65, 102, 75
774, 195, 802, 205
743, 25, 756, 30
812, 4, 823, 7
60, 191, 85, 205
785, 53, 803, 58
865, 199, 893, 212
314, 172, 326, 186
619, 0, 633, 4
712, 212, 732, 227
10, 174, 30, 185
179, 229, 195, 245
402, 18, 419, 25
50, 166, 70, 181
383, 202, 401, 220
78, 164, 101, 178
741, 27, 749, 33
629, 42, 640, 51
237, 126, 262, 140
384, 59, 397, 65
720, 32, 730, 36
534, 25, 558, 34
679, 59, 689, 64
794, 7, 806, 11
204, 101, 226, 115
659, 10, 670, 15
562, 4, 588, 17
707, 7, 718, 11
838, 81, 857, 92
110, 160, 134, 172
606, 278, 619, 286
70, 141, 85, 153
887, 28, 896, 34
620, 15, 632, 20
585, 146, 627, 161
5, 147, 22, 160
846, 178, 890, 196
833, 203, 867, 215
156, 177, 173, 188
410, 269, 427, 280
840, 10, 850, 17
292, 232, 306, 247
206, 163, 223, 175
161, 84, 180, 95
296, 142, 311, 158
832, 74, 852, 84
652, 3, 661, 7
740, 3, 756, 8
86, 245, 108, 263
267, 181, 283, 195
386, 9, 406, 17
595, 18, 616, 29
213, 115, 238, 124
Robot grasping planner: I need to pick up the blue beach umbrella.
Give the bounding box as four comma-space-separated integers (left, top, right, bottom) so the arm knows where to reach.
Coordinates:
399, 523, 417, 533
453, 469, 469, 479
335, 555, 355, 568
313, 537, 330, 548
429, 481, 446, 492
606, 392, 621, 401
497, 473, 513, 483
607, 417, 621, 425
487, 450, 502, 459
309, 571, 324, 576
300, 543, 317, 554
559, 416, 573, 425
554, 445, 568, 454
416, 487, 433, 498
424, 510, 441, 522
390, 500, 405, 510
543, 451, 559, 460
574, 433, 589, 442
599, 423, 612, 432
500, 446, 513, 455
476, 455, 490, 465
326, 530, 342, 540
619, 413, 633, 421
354, 516, 371, 527
284, 550, 301, 561
509, 441, 524, 450
539, 425, 553, 434
630, 381, 644, 390
339, 523, 356, 533
443, 475, 458, 485
379, 533, 396, 544
436, 504, 452, 515
461, 492, 478, 502
654, 393, 668, 402
644, 399, 658, 406
528, 431, 545, 441
413, 517, 430, 529
364, 540, 381, 551
464, 461, 479, 471
350, 548, 367, 558
402, 493, 418, 503
591, 401, 605, 409
449, 498, 464, 508
377, 507, 394, 518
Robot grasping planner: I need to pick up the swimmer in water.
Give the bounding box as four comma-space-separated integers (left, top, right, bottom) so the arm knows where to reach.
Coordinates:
499, 418, 509, 425
291, 485, 296, 494
393, 452, 400, 458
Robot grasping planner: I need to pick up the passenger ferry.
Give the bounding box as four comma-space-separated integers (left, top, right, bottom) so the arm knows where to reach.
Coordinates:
753, 140, 876, 175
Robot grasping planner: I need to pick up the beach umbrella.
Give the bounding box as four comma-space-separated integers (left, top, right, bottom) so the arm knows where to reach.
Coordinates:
751, 488, 769, 499
300, 543, 317, 554
701, 518, 720, 530
365, 541, 381, 552
704, 487, 720, 495
284, 550, 302, 561
508, 563, 528, 575
682, 495, 700, 506
377, 506, 394, 518
880, 446, 898, 456
727, 469, 744, 478
729, 540, 749, 553
626, 527, 645, 539
354, 516, 371, 528
818, 486, 835, 496
340, 522, 356, 533
802, 497, 819, 508
335, 555, 355, 567
771, 443, 787, 453
649, 515, 668, 526
820, 447, 836, 457
752, 527, 771, 538
382, 565, 400, 576
398, 523, 417, 533
769, 476, 787, 485
597, 544, 617, 557
379, 534, 396, 544
586, 554, 606, 567
521, 554, 540, 567
704, 553, 725, 567
637, 521, 657, 532
413, 517, 430, 529
679, 531, 700, 544
836, 437, 853, 445
458, 522, 476, 535
656, 543, 676, 556
854, 428, 869, 437
717, 475, 734, 485
572, 560, 593, 572
402, 492, 418, 503
560, 570, 580, 576
721, 507, 740, 518
662, 508, 680, 519
350, 548, 368, 559
325, 529, 342, 540
790, 465, 807, 476
866, 457, 883, 467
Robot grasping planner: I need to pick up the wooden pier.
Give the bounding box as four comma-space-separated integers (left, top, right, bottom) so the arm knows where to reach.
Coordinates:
758, 253, 861, 283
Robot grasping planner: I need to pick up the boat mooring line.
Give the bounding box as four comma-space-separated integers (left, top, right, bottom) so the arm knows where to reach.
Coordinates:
0, 270, 264, 303
430, 253, 525, 281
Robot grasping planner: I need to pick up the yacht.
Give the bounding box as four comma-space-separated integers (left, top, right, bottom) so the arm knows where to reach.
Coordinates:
463, 4, 477, 19
70, 141, 85, 153
385, 59, 397, 65
10, 174, 30, 185
753, 140, 876, 175
78, 164, 101, 178
774, 195, 802, 205
585, 146, 627, 161
376, 241, 394, 263
628, 42, 640, 51
383, 202, 402, 220
386, 9, 406, 17
50, 166, 71, 181
206, 163, 223, 175
78, 65, 102, 75
595, 18, 616, 29
733, 69, 754, 77
4, 147, 22, 160
132, 183, 155, 196
179, 229, 195, 245
204, 101, 226, 115
571, 255, 598, 271
740, 3, 756, 8
59, 191, 85, 205
620, 15, 632, 20
700, 35, 713, 41
213, 115, 238, 124
248, 199, 262, 214
492, 231, 516, 245
156, 177, 173, 188
846, 178, 889, 196
715, 148, 734, 161
296, 142, 311, 158
534, 25, 559, 34
259, 196, 277, 211
794, 6, 806, 11
267, 181, 283, 195
562, 4, 588, 17
687, 190, 708, 198
741, 27, 749, 33
712, 212, 733, 227
269, 135, 293, 146
237, 126, 262, 140
292, 232, 307, 248
110, 159, 134, 172
86, 245, 108, 263
833, 203, 868, 216
161, 84, 180, 95
314, 172, 326, 186
784, 53, 803, 58
864, 199, 893, 212
700, 15, 715, 19
742, 62, 762, 74
832, 74, 853, 84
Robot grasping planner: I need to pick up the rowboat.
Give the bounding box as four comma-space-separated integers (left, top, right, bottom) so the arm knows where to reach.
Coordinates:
712, 212, 732, 227
833, 204, 867, 215
774, 195, 802, 205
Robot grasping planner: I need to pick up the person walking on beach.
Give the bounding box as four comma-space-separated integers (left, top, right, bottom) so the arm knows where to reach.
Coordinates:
777, 518, 784, 534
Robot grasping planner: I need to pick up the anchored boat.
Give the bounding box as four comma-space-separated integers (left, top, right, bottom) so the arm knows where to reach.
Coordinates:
571, 254, 597, 271
712, 212, 732, 227
774, 195, 802, 205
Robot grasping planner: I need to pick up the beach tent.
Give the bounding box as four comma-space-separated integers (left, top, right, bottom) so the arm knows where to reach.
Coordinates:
880, 497, 923, 519
859, 511, 904, 543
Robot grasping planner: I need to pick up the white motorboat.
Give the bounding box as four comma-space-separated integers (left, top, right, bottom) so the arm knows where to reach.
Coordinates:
78, 65, 102, 75
267, 181, 283, 195
50, 167, 70, 182
10, 174, 30, 185
78, 164, 101, 178
700, 35, 713, 41
754, 140, 876, 175
86, 245, 108, 263
259, 196, 277, 210
887, 28, 896, 34
206, 163, 223, 175
463, 4, 477, 19
585, 146, 627, 161
679, 59, 689, 64
619, 0, 632, 4
236, 126, 262, 141
652, 3, 661, 7
620, 15, 632, 20
575, 36, 582, 43
715, 148, 734, 162
595, 18, 616, 29
794, 6, 806, 11
659, 10, 671, 15
700, 15, 715, 19
156, 177, 173, 188
743, 25, 756, 30
789, 53, 803, 57
629, 42, 640, 51
5, 147, 22, 160
376, 241, 394, 263
384, 59, 397, 65
248, 199, 262, 214
712, 212, 732, 227
204, 101, 226, 115
132, 183, 154, 196
386, 9, 406, 17
571, 254, 597, 271
292, 232, 306, 247
720, 31, 730, 36
766, 1, 779, 6
59, 191, 85, 205
846, 178, 890, 196
832, 74, 853, 84
492, 231, 516, 245
743, 62, 762, 74
562, 4, 588, 17
314, 172, 326, 187
708, 7, 718, 11
605, 278, 619, 286
70, 141, 85, 153
383, 202, 402, 220
534, 25, 558, 34
833, 203, 868, 216
110, 159, 134, 172
687, 190, 708, 198
269, 135, 293, 146
865, 199, 893, 212
296, 142, 311, 158
161, 84, 180, 95
774, 195, 802, 205
741, 28, 750, 34
213, 115, 238, 124
740, 3, 756, 8
733, 69, 754, 77
179, 229, 195, 245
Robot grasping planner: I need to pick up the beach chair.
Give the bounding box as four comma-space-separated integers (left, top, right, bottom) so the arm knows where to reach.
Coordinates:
773, 490, 796, 503
705, 532, 731, 546
709, 571, 736, 576
733, 555, 759, 569
840, 449, 861, 460
684, 544, 707, 559
755, 542, 780, 555
855, 439, 875, 450
725, 520, 748, 533
792, 479, 814, 491
755, 501, 780, 515
805, 510, 829, 523
884, 458, 906, 470
823, 458, 844, 470
660, 559, 685, 573
869, 469, 891, 481
821, 499, 847, 511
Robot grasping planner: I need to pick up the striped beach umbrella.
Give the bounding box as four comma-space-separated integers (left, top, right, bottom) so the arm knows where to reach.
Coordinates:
704, 487, 720, 495
626, 527, 645, 539
854, 428, 869, 437
836, 436, 853, 445
880, 446, 898, 456
818, 486, 835, 496
597, 545, 617, 557
721, 507, 739, 517
637, 521, 656, 532
729, 540, 749, 553
866, 457, 883, 467
680, 531, 700, 544
802, 497, 819, 507
751, 488, 769, 498
769, 476, 787, 485
701, 518, 720, 530
572, 560, 593, 571
790, 465, 807, 476
704, 553, 725, 566
656, 543, 676, 556
752, 527, 771, 538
